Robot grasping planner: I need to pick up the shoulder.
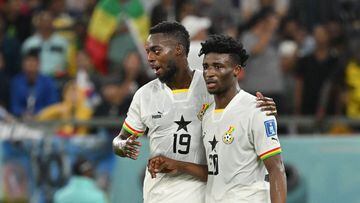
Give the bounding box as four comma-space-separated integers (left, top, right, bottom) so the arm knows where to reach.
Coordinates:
132, 79, 161, 100
237, 90, 258, 109
136, 79, 161, 93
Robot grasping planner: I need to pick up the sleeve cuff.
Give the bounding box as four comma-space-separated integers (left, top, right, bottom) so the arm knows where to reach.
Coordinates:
259, 147, 282, 160
122, 121, 145, 136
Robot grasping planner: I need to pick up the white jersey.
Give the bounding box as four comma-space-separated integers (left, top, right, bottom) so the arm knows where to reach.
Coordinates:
201, 90, 282, 203
123, 70, 213, 203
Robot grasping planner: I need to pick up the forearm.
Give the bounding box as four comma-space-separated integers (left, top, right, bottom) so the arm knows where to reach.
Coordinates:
177, 162, 208, 182
269, 169, 287, 203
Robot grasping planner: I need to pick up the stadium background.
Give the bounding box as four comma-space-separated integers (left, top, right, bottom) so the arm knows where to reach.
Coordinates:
0, 0, 359, 202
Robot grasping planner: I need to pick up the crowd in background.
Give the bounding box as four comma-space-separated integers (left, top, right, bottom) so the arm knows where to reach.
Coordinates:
0, 0, 359, 135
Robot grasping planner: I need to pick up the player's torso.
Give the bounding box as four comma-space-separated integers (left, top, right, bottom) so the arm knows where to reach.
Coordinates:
140, 71, 212, 164
202, 91, 267, 200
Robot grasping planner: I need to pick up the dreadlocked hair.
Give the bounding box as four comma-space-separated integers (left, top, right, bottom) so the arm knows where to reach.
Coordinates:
199, 34, 249, 67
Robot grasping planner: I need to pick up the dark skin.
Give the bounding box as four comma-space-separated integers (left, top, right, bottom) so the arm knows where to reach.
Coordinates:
113, 34, 277, 160
149, 53, 286, 203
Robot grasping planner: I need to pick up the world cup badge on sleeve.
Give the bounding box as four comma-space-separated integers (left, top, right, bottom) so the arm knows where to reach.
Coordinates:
223, 126, 235, 144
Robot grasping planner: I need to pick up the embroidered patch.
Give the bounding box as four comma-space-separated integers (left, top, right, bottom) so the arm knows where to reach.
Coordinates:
264, 120, 277, 137
223, 126, 235, 144
197, 103, 210, 121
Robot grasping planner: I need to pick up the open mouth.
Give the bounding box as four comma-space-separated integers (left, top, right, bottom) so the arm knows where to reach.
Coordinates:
206, 80, 217, 89
150, 65, 162, 75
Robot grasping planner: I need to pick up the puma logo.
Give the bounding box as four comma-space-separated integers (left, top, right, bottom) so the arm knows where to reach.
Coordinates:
152, 111, 163, 119
271, 137, 278, 142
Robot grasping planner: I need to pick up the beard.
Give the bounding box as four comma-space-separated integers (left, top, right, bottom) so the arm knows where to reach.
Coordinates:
158, 59, 177, 83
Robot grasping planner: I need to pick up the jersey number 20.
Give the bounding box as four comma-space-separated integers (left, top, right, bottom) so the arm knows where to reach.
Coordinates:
173, 134, 191, 154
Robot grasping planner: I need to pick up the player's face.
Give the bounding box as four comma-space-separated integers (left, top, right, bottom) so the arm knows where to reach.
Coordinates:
203, 53, 238, 94
145, 33, 178, 83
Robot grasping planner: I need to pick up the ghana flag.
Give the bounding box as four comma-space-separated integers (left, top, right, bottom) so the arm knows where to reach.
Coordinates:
86, 0, 149, 74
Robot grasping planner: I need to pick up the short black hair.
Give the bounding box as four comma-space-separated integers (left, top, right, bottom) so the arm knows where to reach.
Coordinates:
199, 35, 249, 67
150, 21, 190, 56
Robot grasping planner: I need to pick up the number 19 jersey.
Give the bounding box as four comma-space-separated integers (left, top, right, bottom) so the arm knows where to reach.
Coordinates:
123, 70, 213, 203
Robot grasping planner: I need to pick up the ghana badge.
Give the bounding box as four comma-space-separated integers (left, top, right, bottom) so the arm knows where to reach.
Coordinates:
223, 126, 235, 144
197, 103, 210, 120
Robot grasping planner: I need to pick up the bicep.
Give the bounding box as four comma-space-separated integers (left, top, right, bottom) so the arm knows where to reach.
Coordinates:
263, 154, 284, 173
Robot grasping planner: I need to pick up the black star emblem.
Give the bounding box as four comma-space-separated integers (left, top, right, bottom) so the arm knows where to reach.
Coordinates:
209, 135, 218, 151
174, 115, 192, 132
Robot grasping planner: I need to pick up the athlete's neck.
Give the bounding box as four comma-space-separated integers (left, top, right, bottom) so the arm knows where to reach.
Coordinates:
166, 66, 194, 90
214, 85, 239, 109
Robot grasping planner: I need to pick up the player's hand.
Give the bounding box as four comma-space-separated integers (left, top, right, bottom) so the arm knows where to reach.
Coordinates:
148, 156, 163, 178
114, 135, 142, 160
256, 92, 277, 116
148, 156, 179, 178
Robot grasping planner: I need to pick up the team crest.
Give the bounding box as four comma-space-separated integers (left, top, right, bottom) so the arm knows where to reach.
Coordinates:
197, 103, 210, 121
223, 126, 235, 144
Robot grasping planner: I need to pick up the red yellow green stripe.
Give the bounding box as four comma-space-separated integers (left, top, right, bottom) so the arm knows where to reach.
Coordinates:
227, 126, 235, 134
260, 147, 282, 160
122, 121, 144, 136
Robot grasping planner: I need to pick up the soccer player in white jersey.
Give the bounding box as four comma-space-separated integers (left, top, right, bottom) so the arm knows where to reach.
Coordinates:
112, 22, 278, 203
148, 35, 286, 203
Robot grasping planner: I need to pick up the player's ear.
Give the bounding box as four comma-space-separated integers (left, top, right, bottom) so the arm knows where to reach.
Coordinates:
175, 43, 184, 56
233, 65, 241, 77
234, 65, 245, 81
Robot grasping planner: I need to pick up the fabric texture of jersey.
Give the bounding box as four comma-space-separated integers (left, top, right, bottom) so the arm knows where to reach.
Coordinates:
124, 70, 213, 203
202, 90, 281, 202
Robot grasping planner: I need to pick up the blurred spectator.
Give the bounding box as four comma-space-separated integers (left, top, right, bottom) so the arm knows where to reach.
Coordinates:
279, 18, 315, 57
75, 50, 101, 109
150, 0, 176, 27
150, 0, 187, 27
50, 0, 78, 77
0, 17, 21, 77
1, 0, 33, 42
241, 8, 285, 112
10, 49, 59, 119
0, 52, 10, 109
22, 10, 69, 79
107, 22, 139, 75
279, 40, 298, 114
54, 158, 107, 203
94, 76, 135, 136
195, 0, 236, 35
294, 25, 340, 116
240, 0, 289, 21
37, 80, 92, 136
342, 39, 360, 118
288, 0, 339, 30
66, 0, 88, 17
181, 15, 211, 71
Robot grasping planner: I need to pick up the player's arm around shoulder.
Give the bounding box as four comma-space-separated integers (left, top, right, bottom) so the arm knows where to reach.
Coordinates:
148, 156, 208, 182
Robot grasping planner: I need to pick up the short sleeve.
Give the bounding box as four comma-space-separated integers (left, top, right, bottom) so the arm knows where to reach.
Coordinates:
251, 111, 282, 160
122, 90, 146, 136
